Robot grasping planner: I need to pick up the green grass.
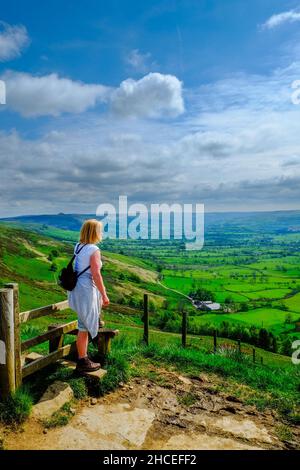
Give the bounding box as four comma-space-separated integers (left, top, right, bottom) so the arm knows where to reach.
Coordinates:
187, 308, 299, 334
1, 220, 300, 427
43, 402, 75, 429
101, 333, 300, 423
177, 392, 198, 407
0, 387, 33, 425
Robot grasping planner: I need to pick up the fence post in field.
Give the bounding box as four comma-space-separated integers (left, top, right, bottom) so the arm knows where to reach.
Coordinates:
48, 324, 64, 353
0, 288, 15, 398
182, 309, 187, 348
260, 356, 263, 365
143, 293, 149, 346
5, 283, 21, 389
252, 348, 256, 363
213, 329, 217, 353
237, 339, 241, 354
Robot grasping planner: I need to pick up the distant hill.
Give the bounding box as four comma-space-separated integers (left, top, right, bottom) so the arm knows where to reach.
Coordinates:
0, 223, 176, 313
1, 209, 300, 235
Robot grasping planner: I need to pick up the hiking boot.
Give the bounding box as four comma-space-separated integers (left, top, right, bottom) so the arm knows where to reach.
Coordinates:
76, 356, 101, 373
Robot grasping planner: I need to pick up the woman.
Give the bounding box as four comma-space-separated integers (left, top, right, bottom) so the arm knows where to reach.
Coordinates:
68, 219, 109, 373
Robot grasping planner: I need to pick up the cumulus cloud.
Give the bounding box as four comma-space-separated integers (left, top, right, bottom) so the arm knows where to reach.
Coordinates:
1, 47, 300, 214
0, 21, 30, 61
0, 127, 177, 216
1, 71, 184, 118
262, 9, 300, 29
2, 71, 110, 117
110, 73, 184, 118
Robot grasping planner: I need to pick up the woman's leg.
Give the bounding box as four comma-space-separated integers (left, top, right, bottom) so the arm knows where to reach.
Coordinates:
77, 331, 89, 359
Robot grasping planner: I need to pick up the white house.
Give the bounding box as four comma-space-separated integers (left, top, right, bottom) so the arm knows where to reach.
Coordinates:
194, 300, 221, 311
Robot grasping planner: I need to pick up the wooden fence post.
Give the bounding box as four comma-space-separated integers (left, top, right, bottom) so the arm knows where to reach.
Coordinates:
48, 324, 63, 353
260, 356, 263, 365
5, 283, 21, 389
143, 294, 149, 346
213, 329, 217, 353
252, 348, 256, 363
0, 288, 15, 398
182, 309, 187, 348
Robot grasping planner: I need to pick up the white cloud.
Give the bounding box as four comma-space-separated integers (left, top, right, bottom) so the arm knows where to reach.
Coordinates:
2, 71, 184, 119
2, 44, 300, 213
111, 72, 184, 118
2, 71, 110, 117
125, 49, 153, 72
0, 21, 30, 61
262, 9, 300, 29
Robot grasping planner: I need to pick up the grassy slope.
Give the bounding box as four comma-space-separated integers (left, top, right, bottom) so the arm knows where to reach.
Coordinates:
0, 223, 299, 427
0, 223, 295, 364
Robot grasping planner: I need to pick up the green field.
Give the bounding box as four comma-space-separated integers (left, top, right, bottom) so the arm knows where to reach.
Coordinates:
1, 210, 300, 358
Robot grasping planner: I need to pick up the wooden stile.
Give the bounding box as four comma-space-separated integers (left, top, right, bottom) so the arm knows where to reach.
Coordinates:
5, 283, 21, 389
19, 300, 69, 323
21, 321, 78, 352
0, 288, 15, 397
22, 342, 77, 378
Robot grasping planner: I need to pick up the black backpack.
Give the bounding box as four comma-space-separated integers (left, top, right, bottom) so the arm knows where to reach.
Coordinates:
58, 244, 90, 291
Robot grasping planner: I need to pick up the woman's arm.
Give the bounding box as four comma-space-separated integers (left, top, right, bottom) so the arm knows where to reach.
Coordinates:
90, 250, 109, 306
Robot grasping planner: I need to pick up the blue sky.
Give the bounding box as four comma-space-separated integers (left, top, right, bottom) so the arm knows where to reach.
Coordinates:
1, 0, 300, 215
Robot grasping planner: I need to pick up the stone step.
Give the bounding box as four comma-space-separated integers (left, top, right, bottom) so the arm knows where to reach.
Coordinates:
59, 359, 107, 380
32, 381, 74, 420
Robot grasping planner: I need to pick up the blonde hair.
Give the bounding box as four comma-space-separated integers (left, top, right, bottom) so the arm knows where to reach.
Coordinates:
79, 219, 102, 244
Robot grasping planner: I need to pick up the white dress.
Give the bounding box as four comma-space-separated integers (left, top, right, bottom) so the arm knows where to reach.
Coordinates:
68, 243, 102, 339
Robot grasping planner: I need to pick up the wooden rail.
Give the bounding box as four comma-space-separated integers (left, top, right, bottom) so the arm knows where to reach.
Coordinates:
0, 283, 260, 400
22, 343, 77, 378
21, 321, 78, 352
0, 283, 119, 399
20, 300, 69, 323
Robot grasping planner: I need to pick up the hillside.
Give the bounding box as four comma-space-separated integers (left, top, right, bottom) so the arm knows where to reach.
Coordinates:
0, 224, 299, 450
1, 211, 300, 356
0, 222, 297, 363
0, 224, 177, 311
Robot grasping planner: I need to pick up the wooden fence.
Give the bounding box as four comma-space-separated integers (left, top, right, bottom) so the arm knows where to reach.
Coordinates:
0, 285, 263, 399
0, 283, 117, 399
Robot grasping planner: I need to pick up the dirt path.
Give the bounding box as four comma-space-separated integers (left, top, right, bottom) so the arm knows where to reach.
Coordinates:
3, 369, 299, 450
21, 239, 51, 263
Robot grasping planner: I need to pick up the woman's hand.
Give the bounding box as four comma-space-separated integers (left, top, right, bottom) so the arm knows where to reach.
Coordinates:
102, 294, 110, 307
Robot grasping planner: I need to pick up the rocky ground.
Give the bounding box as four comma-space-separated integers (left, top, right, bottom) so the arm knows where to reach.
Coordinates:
2, 368, 299, 450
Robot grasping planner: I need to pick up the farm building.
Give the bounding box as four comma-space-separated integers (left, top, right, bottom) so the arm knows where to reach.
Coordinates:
193, 300, 221, 311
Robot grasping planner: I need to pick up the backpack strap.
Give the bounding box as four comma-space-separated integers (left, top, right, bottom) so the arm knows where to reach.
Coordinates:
77, 265, 91, 278
75, 243, 87, 255
67, 243, 86, 268
74, 243, 91, 277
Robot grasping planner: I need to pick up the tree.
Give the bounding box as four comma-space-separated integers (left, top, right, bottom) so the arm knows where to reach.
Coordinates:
258, 328, 270, 350
191, 288, 215, 302
157, 264, 163, 273
49, 263, 57, 272
239, 302, 249, 312
285, 313, 293, 324
280, 337, 293, 356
